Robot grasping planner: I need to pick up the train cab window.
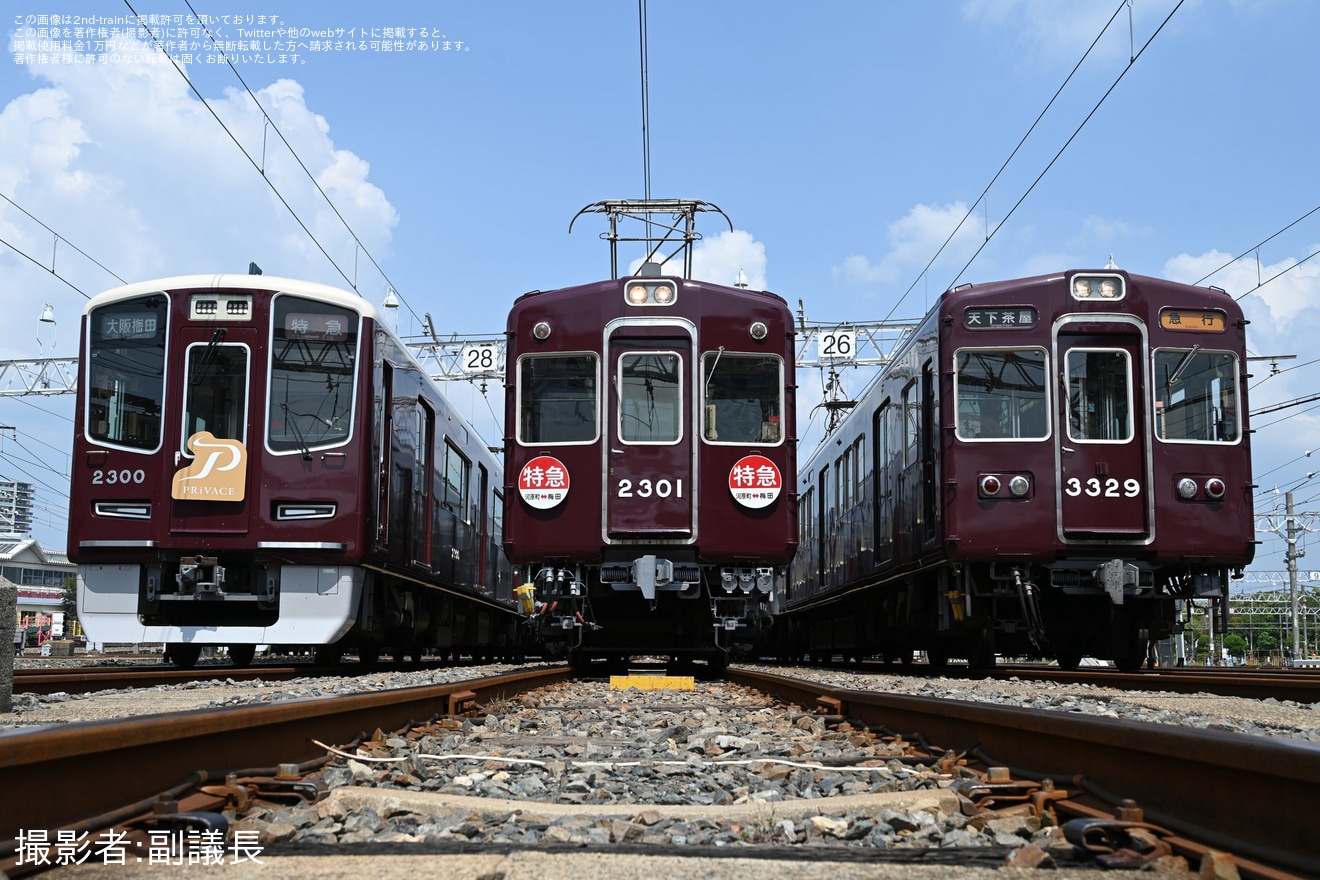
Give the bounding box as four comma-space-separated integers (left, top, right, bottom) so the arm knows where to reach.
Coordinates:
517, 354, 598, 444
268, 295, 358, 453
701, 353, 784, 444
1066, 349, 1132, 442
954, 348, 1048, 441
619, 352, 682, 443
182, 343, 249, 451
86, 294, 169, 452
1154, 349, 1240, 443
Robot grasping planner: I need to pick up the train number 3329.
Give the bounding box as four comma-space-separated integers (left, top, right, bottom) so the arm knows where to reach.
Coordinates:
1063, 477, 1140, 498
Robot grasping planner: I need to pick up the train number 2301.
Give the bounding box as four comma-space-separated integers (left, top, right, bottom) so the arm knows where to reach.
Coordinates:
1063, 477, 1139, 498
616, 478, 684, 499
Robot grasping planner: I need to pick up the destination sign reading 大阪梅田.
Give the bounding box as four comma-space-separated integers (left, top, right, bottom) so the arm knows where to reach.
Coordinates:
963, 307, 1037, 329
1159, 308, 1226, 332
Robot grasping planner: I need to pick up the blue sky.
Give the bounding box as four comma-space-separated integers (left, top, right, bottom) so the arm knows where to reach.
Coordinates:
2, 0, 1319, 589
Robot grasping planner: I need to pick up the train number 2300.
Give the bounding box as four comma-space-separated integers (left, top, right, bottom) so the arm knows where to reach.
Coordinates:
1063, 477, 1139, 498
616, 478, 684, 499
92, 468, 147, 485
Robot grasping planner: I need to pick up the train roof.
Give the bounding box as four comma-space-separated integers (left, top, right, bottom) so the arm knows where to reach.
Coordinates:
83, 274, 389, 323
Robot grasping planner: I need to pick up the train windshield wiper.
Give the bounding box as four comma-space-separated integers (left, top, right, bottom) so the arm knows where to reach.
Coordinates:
191, 328, 227, 386
279, 403, 313, 461
1166, 344, 1201, 387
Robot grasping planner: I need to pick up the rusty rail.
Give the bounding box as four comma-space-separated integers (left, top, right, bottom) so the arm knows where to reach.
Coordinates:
728, 667, 1320, 878
0, 666, 571, 845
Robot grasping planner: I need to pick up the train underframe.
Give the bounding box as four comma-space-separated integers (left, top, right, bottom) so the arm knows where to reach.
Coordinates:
518, 556, 780, 673
78, 551, 524, 668
769, 556, 1233, 673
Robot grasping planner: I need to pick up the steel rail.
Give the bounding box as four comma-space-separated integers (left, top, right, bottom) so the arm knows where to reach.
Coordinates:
0, 666, 571, 844
728, 667, 1320, 878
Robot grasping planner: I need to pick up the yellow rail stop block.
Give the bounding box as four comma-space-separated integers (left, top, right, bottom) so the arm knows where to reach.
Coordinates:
609, 675, 695, 691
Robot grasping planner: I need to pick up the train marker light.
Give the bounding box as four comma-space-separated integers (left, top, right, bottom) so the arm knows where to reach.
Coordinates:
1176, 478, 1198, 499
1008, 475, 1030, 497
749, 321, 768, 341
532, 321, 552, 341
1204, 477, 1226, 500
979, 475, 1002, 497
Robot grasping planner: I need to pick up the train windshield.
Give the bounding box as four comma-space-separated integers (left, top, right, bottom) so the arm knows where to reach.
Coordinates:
86, 294, 169, 451
518, 354, 598, 444
1066, 349, 1132, 442
619, 352, 682, 443
954, 348, 1047, 440
702, 353, 784, 444
1153, 348, 1239, 443
182, 343, 248, 451
267, 295, 357, 453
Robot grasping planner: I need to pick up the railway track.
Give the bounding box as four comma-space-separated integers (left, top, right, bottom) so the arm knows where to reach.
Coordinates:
1, 666, 1314, 878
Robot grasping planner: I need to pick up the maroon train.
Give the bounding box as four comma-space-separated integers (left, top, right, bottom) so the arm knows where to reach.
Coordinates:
503, 264, 797, 670
770, 269, 1254, 671
71, 274, 518, 666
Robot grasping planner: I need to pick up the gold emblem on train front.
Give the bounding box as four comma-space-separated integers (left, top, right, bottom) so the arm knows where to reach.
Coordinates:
172, 432, 248, 501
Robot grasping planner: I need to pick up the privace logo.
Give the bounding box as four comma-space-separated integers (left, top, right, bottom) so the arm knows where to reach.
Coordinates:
171, 432, 248, 502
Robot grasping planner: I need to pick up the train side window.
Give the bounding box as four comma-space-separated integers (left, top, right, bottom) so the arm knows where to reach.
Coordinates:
517, 354, 598, 445
442, 438, 470, 518
902, 381, 919, 466
1066, 349, 1132, 442
1153, 349, 1240, 443
702, 353, 784, 445
954, 348, 1048, 441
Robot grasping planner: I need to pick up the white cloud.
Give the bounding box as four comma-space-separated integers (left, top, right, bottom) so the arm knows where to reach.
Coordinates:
627, 228, 768, 290
0, 36, 399, 362
834, 201, 978, 285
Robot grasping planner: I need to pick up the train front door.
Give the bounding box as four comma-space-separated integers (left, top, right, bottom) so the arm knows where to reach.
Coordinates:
1054, 321, 1152, 540
604, 329, 695, 537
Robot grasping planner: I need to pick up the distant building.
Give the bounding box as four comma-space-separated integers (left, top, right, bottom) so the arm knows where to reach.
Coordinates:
0, 481, 35, 537
1, 538, 74, 617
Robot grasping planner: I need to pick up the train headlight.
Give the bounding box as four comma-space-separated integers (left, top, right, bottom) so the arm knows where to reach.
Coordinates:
623, 279, 678, 306
1176, 478, 1198, 499
1071, 273, 1126, 301
627, 284, 649, 305
1008, 475, 1030, 497
532, 321, 552, 341
653, 283, 675, 304
979, 475, 1002, 497
1204, 477, 1226, 500
749, 321, 768, 341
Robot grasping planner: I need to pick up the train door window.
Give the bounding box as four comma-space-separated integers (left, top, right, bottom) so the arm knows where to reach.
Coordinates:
701, 353, 784, 444
490, 488, 504, 588
86, 293, 169, 452
1066, 349, 1132, 442
902, 380, 920, 466
476, 463, 489, 585
442, 438, 470, 519
1153, 349, 1240, 443
954, 348, 1048, 440
517, 354, 598, 444
799, 486, 814, 543
619, 351, 682, 443
181, 343, 249, 452
853, 436, 866, 508
268, 295, 358, 453
415, 401, 434, 566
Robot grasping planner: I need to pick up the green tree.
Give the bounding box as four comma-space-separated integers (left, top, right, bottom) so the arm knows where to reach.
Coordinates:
61, 575, 77, 630
1222, 633, 1247, 662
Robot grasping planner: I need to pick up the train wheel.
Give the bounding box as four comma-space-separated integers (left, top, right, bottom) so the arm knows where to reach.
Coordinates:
227, 644, 256, 667
314, 645, 344, 666
165, 643, 201, 669
357, 645, 380, 668
1055, 650, 1083, 671
968, 639, 996, 672
925, 643, 950, 673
